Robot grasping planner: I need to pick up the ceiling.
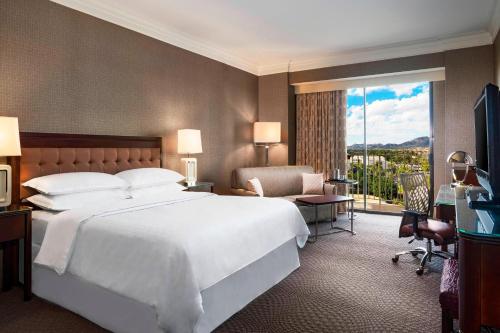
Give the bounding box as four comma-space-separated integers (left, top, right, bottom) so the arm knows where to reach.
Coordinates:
52, 0, 500, 75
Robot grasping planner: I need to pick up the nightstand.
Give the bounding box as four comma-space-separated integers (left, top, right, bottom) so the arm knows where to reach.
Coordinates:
182, 181, 214, 193
0, 205, 32, 301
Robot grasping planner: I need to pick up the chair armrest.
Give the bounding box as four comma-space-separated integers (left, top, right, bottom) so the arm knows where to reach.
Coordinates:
230, 188, 259, 197
323, 183, 336, 195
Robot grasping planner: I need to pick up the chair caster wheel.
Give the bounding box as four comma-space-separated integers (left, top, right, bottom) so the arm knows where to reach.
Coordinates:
416, 268, 424, 275
411, 252, 418, 257
392, 257, 399, 263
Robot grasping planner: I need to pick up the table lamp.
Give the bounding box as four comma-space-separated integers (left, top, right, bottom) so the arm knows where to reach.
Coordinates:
178, 129, 202, 186
254, 122, 280, 166
446, 151, 473, 185
0, 117, 21, 210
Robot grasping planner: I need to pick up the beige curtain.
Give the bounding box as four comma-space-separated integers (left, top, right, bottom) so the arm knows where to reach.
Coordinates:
296, 90, 347, 190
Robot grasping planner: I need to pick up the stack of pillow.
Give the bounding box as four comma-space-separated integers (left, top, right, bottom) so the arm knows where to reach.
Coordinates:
23, 168, 186, 212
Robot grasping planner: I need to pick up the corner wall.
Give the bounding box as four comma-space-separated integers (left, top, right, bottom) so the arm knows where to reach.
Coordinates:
258, 46, 495, 195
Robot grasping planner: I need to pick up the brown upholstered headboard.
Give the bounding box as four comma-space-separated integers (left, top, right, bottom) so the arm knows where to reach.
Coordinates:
9, 132, 162, 203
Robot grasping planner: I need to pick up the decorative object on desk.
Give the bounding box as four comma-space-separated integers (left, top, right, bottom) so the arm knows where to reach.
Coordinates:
0, 117, 21, 210
253, 122, 280, 166
446, 151, 473, 186
462, 165, 480, 186
177, 129, 203, 186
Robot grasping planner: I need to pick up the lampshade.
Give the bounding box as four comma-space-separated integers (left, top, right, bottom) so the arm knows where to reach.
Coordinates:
178, 129, 203, 154
0, 117, 21, 157
254, 122, 281, 143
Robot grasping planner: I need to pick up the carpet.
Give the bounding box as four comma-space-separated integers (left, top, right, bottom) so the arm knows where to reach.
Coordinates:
0, 213, 445, 333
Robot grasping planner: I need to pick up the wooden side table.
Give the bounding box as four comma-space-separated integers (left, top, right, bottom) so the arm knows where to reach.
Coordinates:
0, 205, 32, 301
182, 181, 214, 193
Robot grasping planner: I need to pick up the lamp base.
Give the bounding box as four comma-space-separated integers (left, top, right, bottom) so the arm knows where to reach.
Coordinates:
181, 157, 198, 185
0, 164, 12, 208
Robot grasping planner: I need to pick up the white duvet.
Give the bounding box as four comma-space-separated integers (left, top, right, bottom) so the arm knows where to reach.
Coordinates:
34, 191, 309, 333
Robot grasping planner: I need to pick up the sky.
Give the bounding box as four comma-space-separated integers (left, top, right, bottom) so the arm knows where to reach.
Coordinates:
346, 82, 430, 146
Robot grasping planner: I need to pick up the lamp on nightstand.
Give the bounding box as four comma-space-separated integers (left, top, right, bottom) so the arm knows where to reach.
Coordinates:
178, 129, 203, 186
0, 117, 21, 210
254, 122, 281, 166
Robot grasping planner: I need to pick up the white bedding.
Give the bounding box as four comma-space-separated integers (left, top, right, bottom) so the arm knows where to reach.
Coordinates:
32, 210, 59, 245
34, 191, 309, 333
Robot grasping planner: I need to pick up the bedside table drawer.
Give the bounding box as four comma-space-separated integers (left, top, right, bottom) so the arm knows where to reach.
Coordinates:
0, 215, 26, 242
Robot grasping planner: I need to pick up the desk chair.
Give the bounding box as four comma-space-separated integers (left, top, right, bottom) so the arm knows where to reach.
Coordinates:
392, 173, 455, 275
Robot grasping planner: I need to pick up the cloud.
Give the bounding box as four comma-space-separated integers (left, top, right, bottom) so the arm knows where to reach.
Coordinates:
348, 82, 427, 98
367, 82, 428, 97
347, 88, 430, 146
348, 88, 364, 96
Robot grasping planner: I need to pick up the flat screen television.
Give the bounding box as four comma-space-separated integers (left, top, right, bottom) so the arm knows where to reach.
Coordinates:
474, 83, 500, 204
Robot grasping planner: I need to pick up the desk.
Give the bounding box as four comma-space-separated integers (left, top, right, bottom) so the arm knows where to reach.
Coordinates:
454, 189, 500, 332
434, 184, 456, 222
434, 185, 457, 252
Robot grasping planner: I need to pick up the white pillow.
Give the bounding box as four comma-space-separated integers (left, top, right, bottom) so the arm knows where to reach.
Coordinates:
247, 177, 264, 197
302, 173, 324, 195
129, 183, 186, 198
26, 189, 130, 211
116, 168, 185, 189
23, 172, 128, 195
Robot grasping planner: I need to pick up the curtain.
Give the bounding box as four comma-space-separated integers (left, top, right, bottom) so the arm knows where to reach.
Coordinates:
296, 90, 347, 193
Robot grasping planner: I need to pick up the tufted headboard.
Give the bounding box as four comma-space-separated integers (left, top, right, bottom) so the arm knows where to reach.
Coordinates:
9, 132, 162, 203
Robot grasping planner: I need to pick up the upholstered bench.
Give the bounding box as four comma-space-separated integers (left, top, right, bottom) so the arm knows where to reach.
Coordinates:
439, 258, 459, 333
230, 166, 337, 223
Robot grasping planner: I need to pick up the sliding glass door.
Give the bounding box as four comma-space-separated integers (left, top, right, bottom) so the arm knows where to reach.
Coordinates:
346, 82, 432, 213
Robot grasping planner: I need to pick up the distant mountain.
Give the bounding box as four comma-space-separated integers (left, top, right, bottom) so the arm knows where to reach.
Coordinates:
348, 136, 429, 150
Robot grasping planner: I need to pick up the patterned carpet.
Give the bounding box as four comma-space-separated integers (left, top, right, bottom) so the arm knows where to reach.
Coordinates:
0, 213, 445, 333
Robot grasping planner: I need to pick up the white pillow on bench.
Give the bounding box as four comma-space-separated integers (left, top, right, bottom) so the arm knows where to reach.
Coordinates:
302, 173, 324, 195
247, 177, 264, 197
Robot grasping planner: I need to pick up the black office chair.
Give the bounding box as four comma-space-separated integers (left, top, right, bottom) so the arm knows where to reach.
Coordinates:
392, 173, 455, 275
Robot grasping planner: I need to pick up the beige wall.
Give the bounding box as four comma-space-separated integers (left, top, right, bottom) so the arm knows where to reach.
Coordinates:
432, 81, 446, 193
259, 46, 495, 196
0, 0, 259, 193
443, 46, 495, 182
257, 73, 289, 166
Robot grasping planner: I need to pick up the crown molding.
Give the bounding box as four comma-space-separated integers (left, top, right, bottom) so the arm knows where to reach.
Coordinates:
50, 0, 260, 75
51, 0, 495, 77
258, 31, 493, 75
490, 0, 500, 41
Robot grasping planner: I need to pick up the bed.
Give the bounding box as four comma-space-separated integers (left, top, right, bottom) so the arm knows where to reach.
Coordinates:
11, 132, 309, 333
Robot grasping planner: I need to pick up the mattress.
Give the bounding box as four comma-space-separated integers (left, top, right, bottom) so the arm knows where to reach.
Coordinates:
33, 238, 300, 333
28, 195, 307, 332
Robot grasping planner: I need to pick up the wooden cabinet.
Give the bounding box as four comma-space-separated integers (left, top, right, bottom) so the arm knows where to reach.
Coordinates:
0, 206, 32, 301
459, 233, 500, 332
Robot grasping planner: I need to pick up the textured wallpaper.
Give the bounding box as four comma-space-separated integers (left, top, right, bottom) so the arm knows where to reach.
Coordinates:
0, 0, 259, 193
